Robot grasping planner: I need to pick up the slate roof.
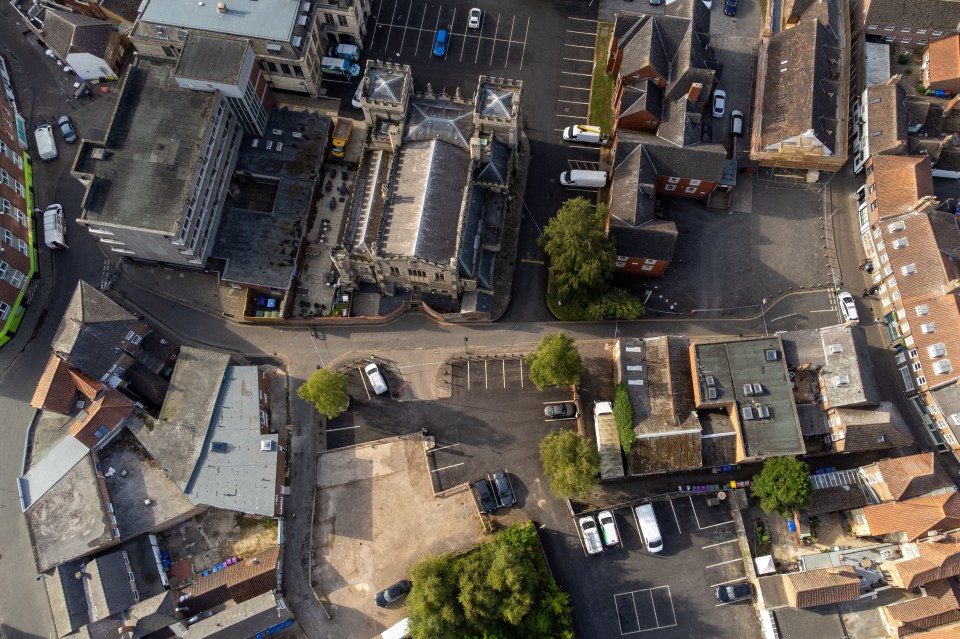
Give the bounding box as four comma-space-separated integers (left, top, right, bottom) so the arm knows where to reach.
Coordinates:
620, 81, 663, 120
43, 10, 115, 60
175, 546, 279, 616
44, 560, 90, 637
870, 155, 936, 218
759, 13, 842, 152
658, 96, 704, 147
99, 0, 141, 23
871, 452, 953, 501
51, 282, 135, 380
833, 401, 913, 453
864, 82, 909, 156
883, 578, 960, 637
476, 82, 517, 119
804, 484, 871, 516
366, 65, 408, 104
644, 137, 728, 181
379, 139, 469, 263
124, 592, 179, 637
611, 220, 679, 262
474, 139, 510, 184
405, 99, 473, 149
610, 139, 658, 227
175, 32, 248, 85
884, 533, 960, 589
862, 491, 960, 540
931, 382, 960, 441
86, 551, 136, 620
866, 0, 960, 32
188, 592, 292, 639
783, 566, 861, 608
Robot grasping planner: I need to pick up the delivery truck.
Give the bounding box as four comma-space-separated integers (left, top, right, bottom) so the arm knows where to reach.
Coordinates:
321, 56, 361, 78
34, 124, 58, 161
562, 124, 604, 144
331, 118, 353, 159
42, 203, 66, 250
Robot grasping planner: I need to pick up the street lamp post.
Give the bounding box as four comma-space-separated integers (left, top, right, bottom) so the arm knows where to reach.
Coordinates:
760, 298, 768, 335
464, 337, 468, 354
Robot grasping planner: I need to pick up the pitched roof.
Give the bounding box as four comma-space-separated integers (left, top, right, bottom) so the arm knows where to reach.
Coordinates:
870, 155, 936, 219
44, 560, 90, 636
86, 551, 137, 620
908, 295, 960, 389
883, 578, 960, 637
866, 0, 960, 32
610, 139, 659, 227
874, 452, 953, 501
610, 220, 679, 262
51, 281, 135, 380
864, 81, 909, 156
620, 81, 664, 120
98, 0, 141, 23
43, 9, 115, 60
759, 14, 841, 152
70, 388, 134, 448
783, 566, 861, 608
886, 533, 960, 589
925, 35, 960, 87
175, 546, 279, 616
31, 356, 79, 414
863, 491, 960, 540
833, 401, 914, 452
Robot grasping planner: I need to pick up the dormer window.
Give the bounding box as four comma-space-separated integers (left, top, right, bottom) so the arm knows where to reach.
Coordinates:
916, 305, 930, 316
901, 263, 917, 275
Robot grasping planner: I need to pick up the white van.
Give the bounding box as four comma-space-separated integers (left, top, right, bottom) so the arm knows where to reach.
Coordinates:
365, 363, 388, 395
559, 169, 607, 188
633, 504, 663, 553
34, 124, 58, 161
381, 617, 410, 639
562, 124, 603, 144
42, 204, 66, 250
730, 110, 744, 137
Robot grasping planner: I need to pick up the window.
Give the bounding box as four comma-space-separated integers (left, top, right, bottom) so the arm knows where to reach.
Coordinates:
868, 24, 878, 30
644, 259, 657, 265
0, 301, 8, 320
916, 304, 929, 316
901, 38, 912, 44
685, 186, 697, 193
338, 14, 348, 26
869, 183, 877, 193
93, 424, 109, 440
934, 30, 944, 36
664, 184, 676, 191
871, 201, 879, 210
2, 229, 11, 245
913, 361, 923, 372
947, 433, 958, 445
324, 12, 334, 24
434, 272, 445, 281
156, 26, 168, 39
14, 182, 23, 197
667, 177, 680, 184
389, 266, 400, 275
922, 322, 936, 334
934, 360, 953, 374
884, 26, 894, 32
917, 376, 927, 386
917, 29, 927, 35
909, 348, 919, 359
177, 28, 188, 41
689, 179, 701, 186
293, 65, 304, 77
16, 239, 27, 255
918, 39, 928, 46
641, 264, 654, 271
901, 27, 912, 32
884, 36, 895, 43
280, 63, 292, 75
10, 270, 24, 288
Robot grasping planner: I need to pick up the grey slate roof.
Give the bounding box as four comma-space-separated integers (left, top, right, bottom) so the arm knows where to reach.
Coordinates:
819, 325, 881, 407
45, 560, 90, 636
865, 82, 908, 156
86, 551, 136, 620
658, 96, 705, 147
130, 346, 231, 492
405, 98, 474, 149
759, 3, 842, 152
175, 32, 248, 84
610, 140, 658, 227
611, 220, 679, 262
834, 401, 914, 452
474, 139, 510, 184
620, 81, 663, 119
43, 10, 115, 60
644, 137, 728, 181
184, 366, 280, 516
76, 56, 214, 233
866, 0, 960, 32
99, 0, 140, 23
367, 65, 408, 104
51, 281, 135, 380
931, 381, 960, 440
188, 592, 292, 639
477, 82, 516, 119
380, 139, 469, 263
125, 592, 178, 637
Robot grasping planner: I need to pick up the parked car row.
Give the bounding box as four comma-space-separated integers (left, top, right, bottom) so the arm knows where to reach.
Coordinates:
578, 504, 663, 555
473, 470, 515, 513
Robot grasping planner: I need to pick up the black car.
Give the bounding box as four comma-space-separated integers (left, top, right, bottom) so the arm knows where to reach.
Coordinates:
474, 478, 498, 513
544, 403, 576, 419
724, 0, 738, 15
492, 470, 515, 508
716, 583, 753, 603
375, 579, 412, 607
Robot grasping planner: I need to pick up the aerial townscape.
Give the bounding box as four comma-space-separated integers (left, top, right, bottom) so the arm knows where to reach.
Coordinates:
10, 0, 960, 637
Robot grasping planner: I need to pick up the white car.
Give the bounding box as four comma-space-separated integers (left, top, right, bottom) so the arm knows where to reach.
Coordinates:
351, 81, 362, 108
838, 292, 859, 322
712, 89, 726, 118
468, 8, 482, 29
579, 516, 603, 555
597, 511, 619, 546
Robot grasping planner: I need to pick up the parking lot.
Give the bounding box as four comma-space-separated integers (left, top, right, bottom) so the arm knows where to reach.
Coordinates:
544, 495, 761, 639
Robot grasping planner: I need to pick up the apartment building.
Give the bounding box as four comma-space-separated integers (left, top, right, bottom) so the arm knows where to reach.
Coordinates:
0, 64, 34, 348
864, 0, 960, 48
852, 79, 908, 174
130, 0, 371, 95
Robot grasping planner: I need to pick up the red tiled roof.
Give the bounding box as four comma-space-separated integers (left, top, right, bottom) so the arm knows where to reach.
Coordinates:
864, 492, 960, 541
884, 578, 960, 637
784, 566, 861, 608
70, 388, 133, 448
876, 453, 953, 501
926, 35, 960, 88
888, 534, 960, 589
30, 355, 77, 414
870, 155, 936, 219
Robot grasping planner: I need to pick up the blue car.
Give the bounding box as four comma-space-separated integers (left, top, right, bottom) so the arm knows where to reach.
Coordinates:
433, 29, 449, 57
724, 0, 738, 15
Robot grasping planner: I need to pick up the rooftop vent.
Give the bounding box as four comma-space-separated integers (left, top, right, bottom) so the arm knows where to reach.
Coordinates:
753, 383, 763, 395
888, 220, 906, 232
707, 387, 718, 400
829, 344, 843, 354
705, 375, 716, 387
765, 349, 779, 361
742, 406, 755, 421
744, 384, 754, 396
211, 442, 228, 453
260, 440, 276, 452
216, 1, 227, 12
834, 374, 850, 386
757, 404, 771, 419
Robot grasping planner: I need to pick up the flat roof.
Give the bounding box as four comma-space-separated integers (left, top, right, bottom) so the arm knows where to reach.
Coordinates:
175, 32, 248, 84
99, 431, 196, 541
864, 42, 891, 88
75, 56, 214, 233
185, 366, 280, 516
25, 455, 114, 571
212, 108, 329, 290
140, 0, 301, 42
19, 434, 90, 509
694, 337, 805, 458
131, 346, 231, 491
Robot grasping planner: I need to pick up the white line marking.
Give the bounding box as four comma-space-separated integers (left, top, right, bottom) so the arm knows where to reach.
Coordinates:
429, 442, 461, 452
563, 57, 593, 63
688, 495, 701, 529
558, 99, 590, 105
669, 499, 681, 533
567, 29, 597, 35
504, 14, 515, 69
701, 520, 735, 529
484, 359, 489, 388
702, 539, 739, 549
711, 577, 749, 588
385, 0, 399, 54
415, 5, 427, 54
565, 44, 596, 49
559, 85, 591, 90
706, 558, 742, 569
556, 113, 588, 119
649, 589, 658, 627
502, 359, 506, 388
397, 0, 414, 56
568, 16, 600, 22
358, 365, 372, 400
519, 17, 529, 70
467, 360, 471, 391
810, 309, 838, 313
326, 425, 361, 432
431, 462, 465, 473
519, 359, 524, 388
489, 12, 500, 65
560, 71, 593, 77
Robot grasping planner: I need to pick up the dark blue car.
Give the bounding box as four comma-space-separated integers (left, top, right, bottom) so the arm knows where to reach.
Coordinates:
433, 29, 449, 56
724, 0, 738, 15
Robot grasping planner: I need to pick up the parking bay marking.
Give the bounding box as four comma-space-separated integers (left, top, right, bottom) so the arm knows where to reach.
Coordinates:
702, 539, 738, 550
688, 494, 734, 530
712, 577, 749, 588
431, 462, 465, 473
558, 99, 589, 105
614, 586, 677, 635
706, 558, 742, 569
429, 442, 461, 452
326, 425, 361, 432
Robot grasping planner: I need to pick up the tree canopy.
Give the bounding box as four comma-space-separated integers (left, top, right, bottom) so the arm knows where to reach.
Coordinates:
613, 382, 636, 454
540, 197, 615, 306
527, 332, 583, 391
750, 457, 813, 517
539, 429, 601, 499
407, 523, 574, 639
296, 367, 349, 419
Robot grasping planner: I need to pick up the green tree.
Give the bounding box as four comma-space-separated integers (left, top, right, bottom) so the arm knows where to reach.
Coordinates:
296, 368, 349, 419
539, 430, 601, 499
527, 332, 583, 391
750, 457, 813, 517
612, 382, 636, 454
540, 197, 615, 306
408, 554, 463, 639
587, 287, 646, 320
